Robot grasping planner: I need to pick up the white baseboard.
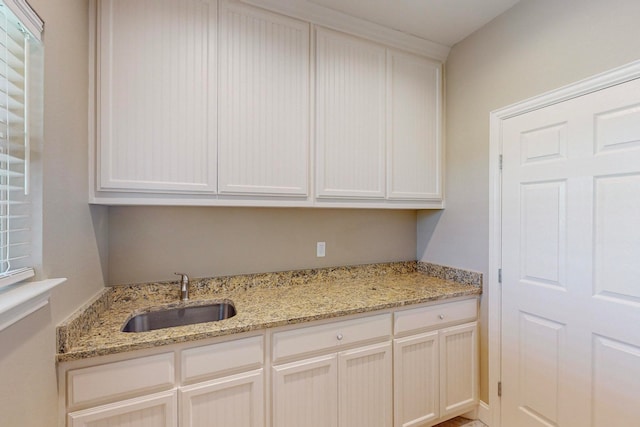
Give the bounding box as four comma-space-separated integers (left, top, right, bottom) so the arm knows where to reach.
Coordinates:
462, 408, 478, 419
477, 400, 490, 426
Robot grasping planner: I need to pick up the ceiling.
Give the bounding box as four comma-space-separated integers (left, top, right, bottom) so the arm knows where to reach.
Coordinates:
308, 0, 521, 46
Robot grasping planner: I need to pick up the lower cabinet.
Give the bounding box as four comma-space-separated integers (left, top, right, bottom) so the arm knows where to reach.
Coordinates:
68, 390, 178, 427
68, 367, 266, 427
60, 298, 478, 427
272, 342, 392, 427
60, 335, 264, 427
393, 299, 479, 427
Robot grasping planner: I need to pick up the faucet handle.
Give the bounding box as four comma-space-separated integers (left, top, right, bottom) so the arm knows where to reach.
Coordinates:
174, 272, 189, 283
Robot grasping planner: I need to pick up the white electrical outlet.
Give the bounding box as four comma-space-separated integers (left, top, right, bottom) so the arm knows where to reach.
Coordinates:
317, 241, 326, 257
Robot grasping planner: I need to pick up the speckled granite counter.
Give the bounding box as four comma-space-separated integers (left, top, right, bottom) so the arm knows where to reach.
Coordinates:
56, 262, 481, 363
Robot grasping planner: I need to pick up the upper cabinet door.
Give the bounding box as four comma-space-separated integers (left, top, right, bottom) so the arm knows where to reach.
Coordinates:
315, 28, 386, 199
98, 0, 218, 194
387, 50, 442, 200
218, 1, 310, 196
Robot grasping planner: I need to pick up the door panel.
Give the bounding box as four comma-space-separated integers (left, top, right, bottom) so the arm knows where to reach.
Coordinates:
393, 331, 439, 427
338, 342, 392, 427
218, 1, 310, 196
517, 313, 565, 426
501, 76, 640, 427
593, 173, 640, 301
440, 323, 478, 418
272, 354, 338, 427
98, 0, 217, 193
180, 370, 264, 427
68, 391, 177, 427
592, 336, 640, 426
315, 27, 386, 199
519, 181, 566, 288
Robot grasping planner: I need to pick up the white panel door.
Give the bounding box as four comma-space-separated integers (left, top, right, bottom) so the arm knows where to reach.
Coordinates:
98, 0, 217, 193
315, 27, 386, 199
272, 354, 338, 427
501, 76, 640, 426
179, 369, 264, 427
338, 342, 392, 427
68, 390, 177, 427
393, 331, 439, 427
439, 322, 478, 419
387, 50, 442, 200
218, 1, 310, 196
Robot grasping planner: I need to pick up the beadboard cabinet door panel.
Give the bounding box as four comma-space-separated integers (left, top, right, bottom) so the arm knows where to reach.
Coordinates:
179, 369, 264, 427
439, 322, 478, 418
394, 331, 440, 427
218, 1, 310, 196
98, 0, 217, 193
315, 28, 387, 199
387, 50, 442, 200
68, 390, 178, 427
338, 342, 393, 427
272, 354, 338, 427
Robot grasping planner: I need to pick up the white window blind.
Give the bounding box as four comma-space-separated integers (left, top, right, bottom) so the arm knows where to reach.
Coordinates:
0, 0, 41, 288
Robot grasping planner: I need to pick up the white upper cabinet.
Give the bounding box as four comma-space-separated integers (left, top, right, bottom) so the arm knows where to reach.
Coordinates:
387, 50, 442, 200
315, 28, 387, 199
97, 0, 218, 194
218, 1, 310, 196
91, 0, 443, 207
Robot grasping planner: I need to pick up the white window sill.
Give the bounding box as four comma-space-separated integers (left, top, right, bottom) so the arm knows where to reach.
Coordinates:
0, 278, 67, 331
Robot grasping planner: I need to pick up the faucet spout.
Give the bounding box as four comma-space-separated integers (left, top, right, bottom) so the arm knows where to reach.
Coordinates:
174, 273, 190, 301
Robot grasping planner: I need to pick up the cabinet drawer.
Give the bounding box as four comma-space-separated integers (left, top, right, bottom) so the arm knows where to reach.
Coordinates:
394, 298, 477, 335
272, 313, 391, 362
181, 335, 263, 383
67, 353, 174, 409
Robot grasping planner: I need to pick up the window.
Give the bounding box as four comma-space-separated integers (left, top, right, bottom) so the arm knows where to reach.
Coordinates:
0, 1, 62, 332
0, 0, 43, 289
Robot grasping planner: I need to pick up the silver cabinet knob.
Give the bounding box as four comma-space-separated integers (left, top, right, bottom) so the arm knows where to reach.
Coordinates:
438, 314, 445, 320
337, 333, 343, 341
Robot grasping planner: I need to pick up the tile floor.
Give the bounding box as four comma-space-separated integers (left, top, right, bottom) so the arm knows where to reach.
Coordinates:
433, 416, 488, 427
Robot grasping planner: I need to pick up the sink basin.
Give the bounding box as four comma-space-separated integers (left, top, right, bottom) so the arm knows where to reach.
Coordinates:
122, 302, 236, 332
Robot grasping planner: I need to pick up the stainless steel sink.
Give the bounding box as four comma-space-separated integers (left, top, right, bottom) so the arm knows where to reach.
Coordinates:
122, 302, 236, 332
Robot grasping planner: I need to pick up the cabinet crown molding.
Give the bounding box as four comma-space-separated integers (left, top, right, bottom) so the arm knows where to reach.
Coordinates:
240, 0, 450, 61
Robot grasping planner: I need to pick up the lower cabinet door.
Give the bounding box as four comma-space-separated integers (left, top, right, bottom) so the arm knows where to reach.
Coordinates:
67, 390, 177, 427
179, 369, 264, 427
439, 322, 478, 418
338, 342, 393, 427
393, 331, 439, 427
272, 354, 338, 427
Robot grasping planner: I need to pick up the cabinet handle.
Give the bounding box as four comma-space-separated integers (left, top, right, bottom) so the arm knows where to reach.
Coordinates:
337, 333, 343, 341
438, 314, 445, 320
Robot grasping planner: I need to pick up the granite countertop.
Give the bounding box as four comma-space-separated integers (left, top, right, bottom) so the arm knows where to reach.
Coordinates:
56, 262, 482, 363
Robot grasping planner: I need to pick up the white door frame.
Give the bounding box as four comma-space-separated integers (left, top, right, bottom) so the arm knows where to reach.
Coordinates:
487, 59, 640, 427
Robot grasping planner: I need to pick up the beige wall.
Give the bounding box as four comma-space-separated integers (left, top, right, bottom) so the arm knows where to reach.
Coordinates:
6, 0, 640, 424
418, 0, 640, 403
109, 207, 416, 284
0, 1, 107, 426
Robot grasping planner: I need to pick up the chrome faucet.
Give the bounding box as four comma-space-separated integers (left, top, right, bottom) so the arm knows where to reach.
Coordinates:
174, 273, 190, 301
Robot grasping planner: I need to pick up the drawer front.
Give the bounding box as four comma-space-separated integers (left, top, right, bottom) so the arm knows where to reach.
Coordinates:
67, 352, 175, 409
394, 298, 478, 335
181, 335, 264, 383
272, 313, 391, 363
